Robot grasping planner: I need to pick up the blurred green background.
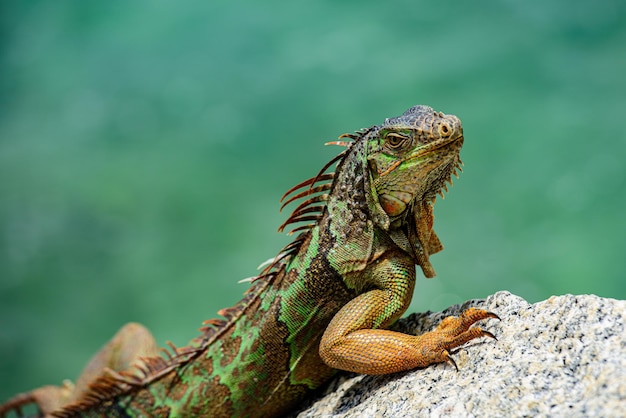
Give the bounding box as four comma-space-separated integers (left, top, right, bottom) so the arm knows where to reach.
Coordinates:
1, 0, 625, 402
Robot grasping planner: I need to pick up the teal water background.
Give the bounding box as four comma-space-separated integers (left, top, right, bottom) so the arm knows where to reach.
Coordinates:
1, 1, 625, 402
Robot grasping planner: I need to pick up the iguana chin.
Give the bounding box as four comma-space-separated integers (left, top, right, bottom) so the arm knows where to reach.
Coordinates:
1, 105, 498, 418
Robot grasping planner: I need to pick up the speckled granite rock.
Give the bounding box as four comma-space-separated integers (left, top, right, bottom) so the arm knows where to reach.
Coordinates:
292, 291, 626, 417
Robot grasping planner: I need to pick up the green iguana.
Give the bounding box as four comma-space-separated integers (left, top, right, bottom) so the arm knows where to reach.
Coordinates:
1, 105, 498, 418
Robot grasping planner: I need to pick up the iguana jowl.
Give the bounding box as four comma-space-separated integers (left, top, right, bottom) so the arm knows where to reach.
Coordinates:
1, 105, 498, 417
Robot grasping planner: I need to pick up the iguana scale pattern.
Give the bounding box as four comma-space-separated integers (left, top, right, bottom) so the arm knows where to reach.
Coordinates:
1, 105, 498, 417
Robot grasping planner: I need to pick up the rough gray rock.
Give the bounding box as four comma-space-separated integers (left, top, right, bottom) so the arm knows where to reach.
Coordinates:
293, 291, 626, 417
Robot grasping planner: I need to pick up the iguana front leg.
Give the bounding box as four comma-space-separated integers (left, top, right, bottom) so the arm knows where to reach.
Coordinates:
319, 253, 497, 375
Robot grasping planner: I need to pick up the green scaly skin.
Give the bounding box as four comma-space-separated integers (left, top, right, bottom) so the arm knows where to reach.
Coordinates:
0, 105, 498, 418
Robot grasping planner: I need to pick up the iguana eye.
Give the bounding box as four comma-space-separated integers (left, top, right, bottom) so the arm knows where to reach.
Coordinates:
385, 133, 409, 149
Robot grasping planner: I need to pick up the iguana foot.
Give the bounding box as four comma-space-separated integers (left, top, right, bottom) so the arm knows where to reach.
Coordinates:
418, 307, 499, 370
0, 323, 158, 418
0, 382, 74, 418
320, 303, 499, 375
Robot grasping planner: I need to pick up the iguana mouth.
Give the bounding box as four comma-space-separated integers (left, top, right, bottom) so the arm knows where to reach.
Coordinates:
411, 133, 464, 160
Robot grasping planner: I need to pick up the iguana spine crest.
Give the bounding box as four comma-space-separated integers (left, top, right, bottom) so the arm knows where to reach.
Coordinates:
50, 128, 367, 417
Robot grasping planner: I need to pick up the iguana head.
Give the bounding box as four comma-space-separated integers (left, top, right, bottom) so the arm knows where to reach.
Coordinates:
365, 105, 463, 277
278, 105, 463, 278
367, 105, 463, 219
